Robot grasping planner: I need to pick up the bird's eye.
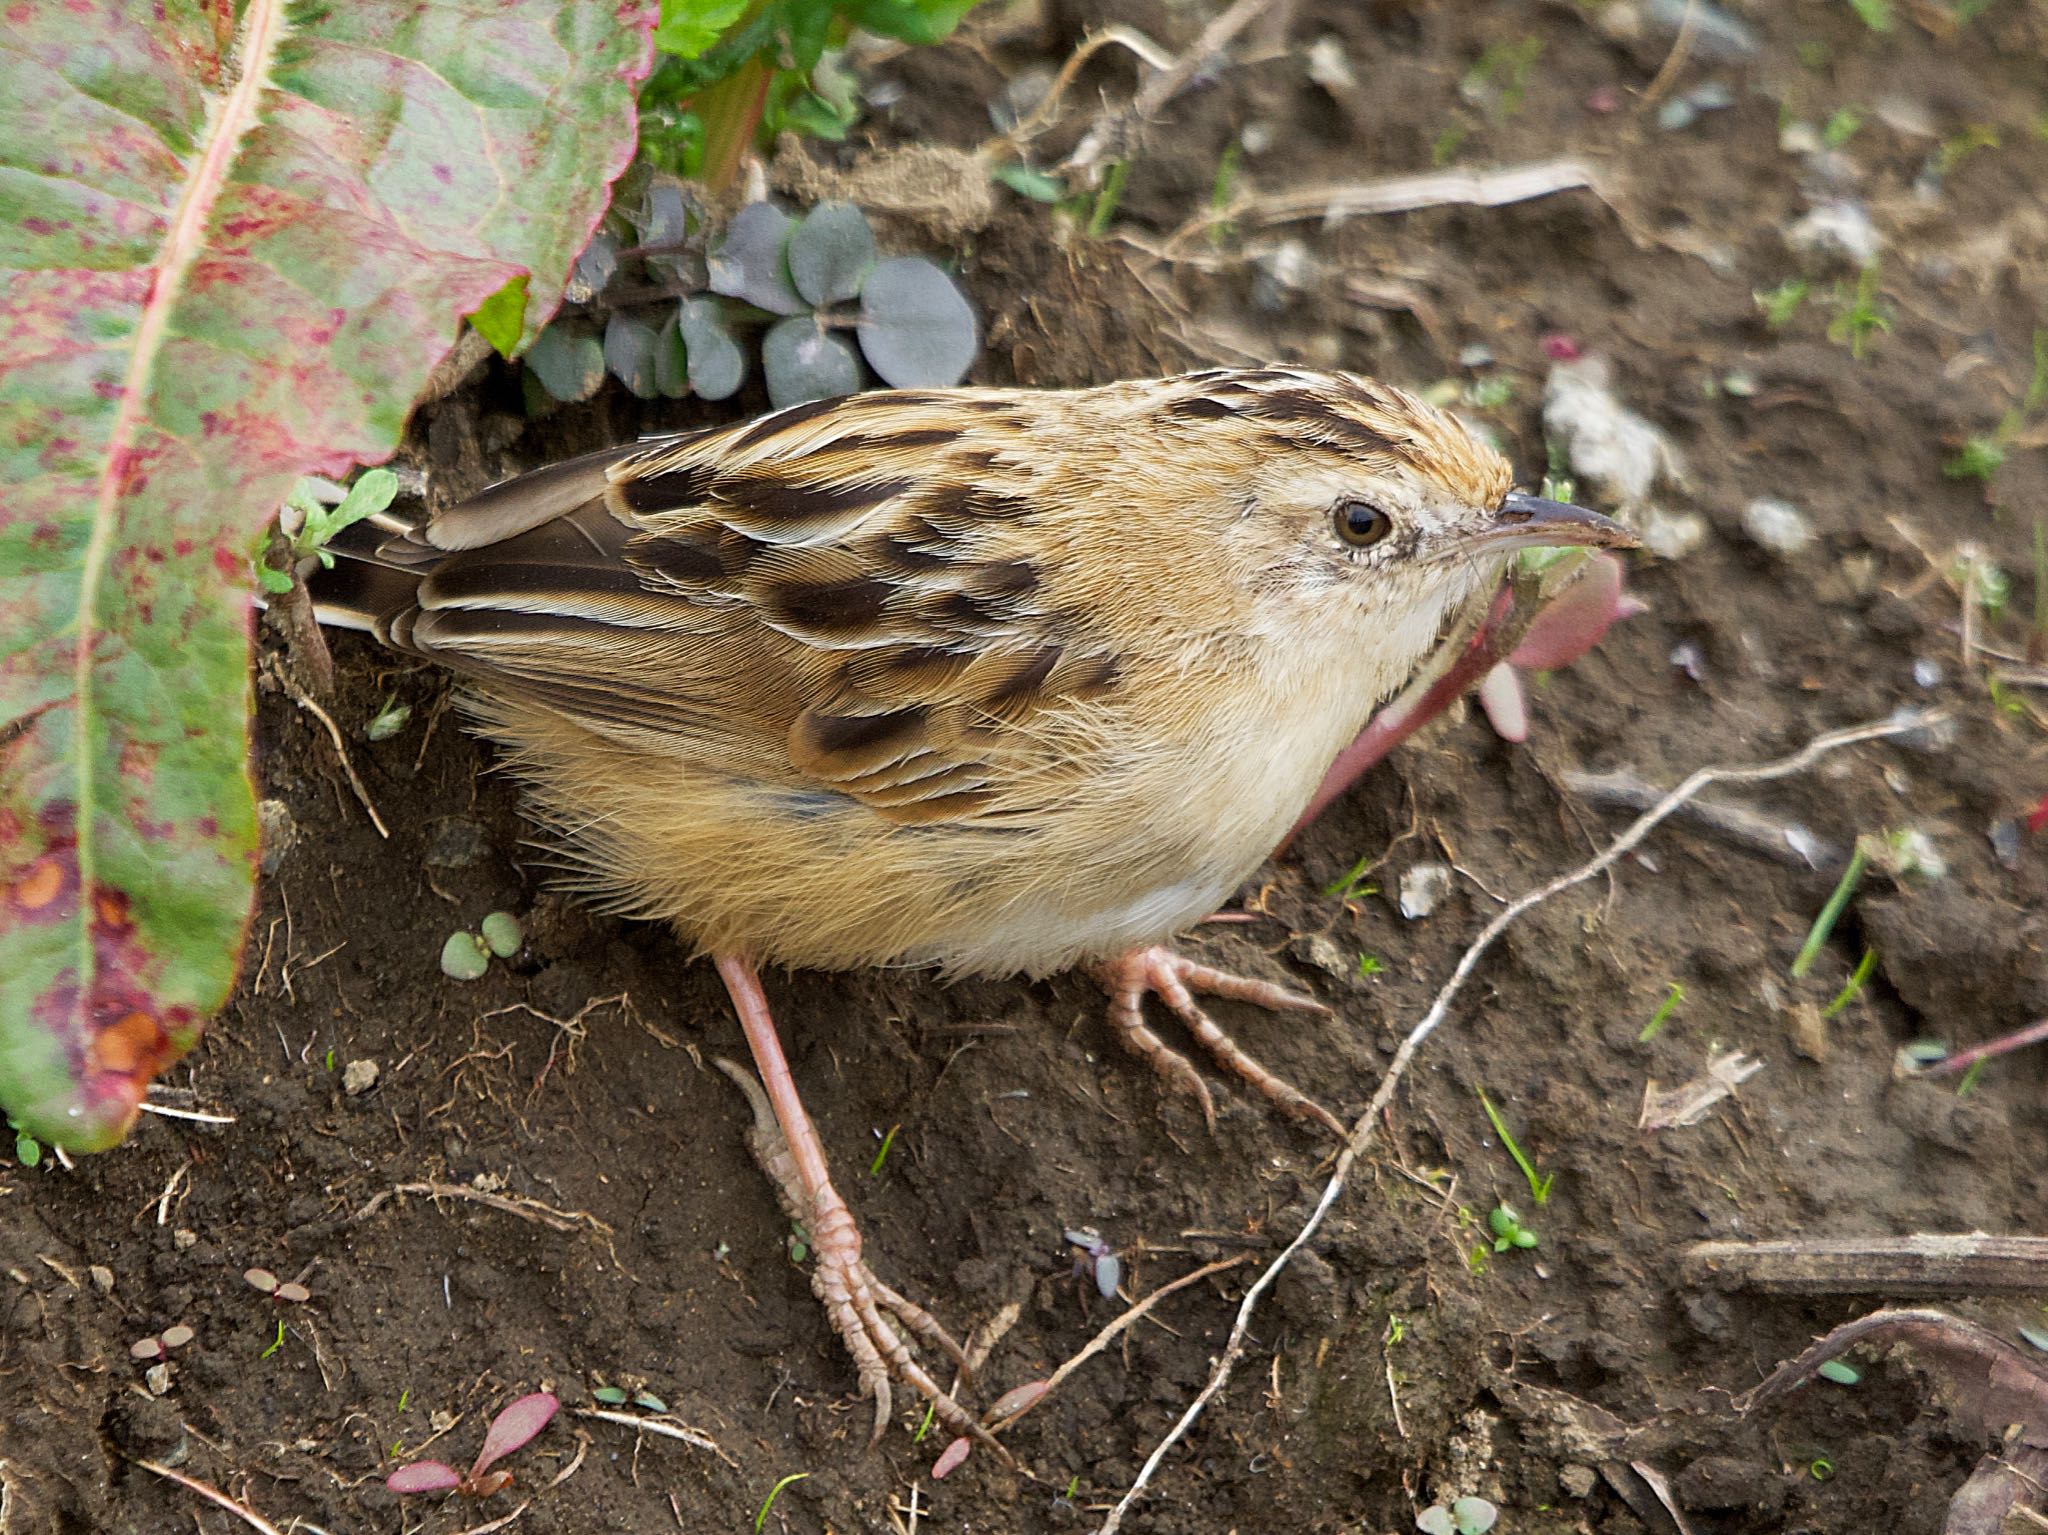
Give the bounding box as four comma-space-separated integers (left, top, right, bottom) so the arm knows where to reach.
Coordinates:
1335, 500, 1394, 548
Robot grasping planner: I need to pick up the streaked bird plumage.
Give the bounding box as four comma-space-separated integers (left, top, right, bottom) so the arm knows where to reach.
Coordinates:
313, 367, 1633, 1449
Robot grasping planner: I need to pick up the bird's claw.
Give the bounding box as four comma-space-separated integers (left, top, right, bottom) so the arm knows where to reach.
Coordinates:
1091, 946, 1344, 1135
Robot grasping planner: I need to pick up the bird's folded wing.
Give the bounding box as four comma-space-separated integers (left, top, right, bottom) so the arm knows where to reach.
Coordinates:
390, 395, 1122, 824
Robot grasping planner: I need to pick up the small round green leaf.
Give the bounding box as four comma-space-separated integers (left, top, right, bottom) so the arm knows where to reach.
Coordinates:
1817, 1359, 1861, 1385
525, 322, 606, 402
857, 257, 977, 388
591, 1385, 629, 1405
707, 202, 804, 315
788, 201, 875, 307
439, 932, 490, 982
677, 299, 746, 400
603, 312, 661, 399
762, 316, 862, 409
564, 230, 620, 305
480, 912, 523, 959
653, 312, 689, 399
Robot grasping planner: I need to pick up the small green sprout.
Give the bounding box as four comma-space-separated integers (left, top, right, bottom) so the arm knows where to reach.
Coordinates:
915, 1401, 936, 1443
1846, 0, 1893, 30
1322, 853, 1378, 902
261, 1319, 286, 1360
1955, 1059, 1987, 1096
1821, 107, 1863, 148
787, 1221, 810, 1265
1790, 843, 1869, 978
261, 470, 400, 594
440, 930, 492, 982
1810, 1455, 1836, 1480
1358, 954, 1386, 978
1208, 140, 1243, 244
1817, 1359, 1861, 1385
480, 911, 523, 959
1943, 436, 2007, 482
868, 1122, 900, 1176
1639, 983, 1684, 1042
1935, 123, 1998, 178
991, 162, 1064, 203
398, 1387, 412, 1413
1086, 161, 1131, 237
1487, 1203, 1539, 1252
1822, 949, 1878, 1017
366, 697, 413, 741
324, 1046, 336, 1072
12, 1119, 42, 1167
1477, 1088, 1554, 1204
755, 1472, 811, 1533
1386, 1314, 1408, 1344
1756, 277, 1810, 330
1826, 262, 1891, 359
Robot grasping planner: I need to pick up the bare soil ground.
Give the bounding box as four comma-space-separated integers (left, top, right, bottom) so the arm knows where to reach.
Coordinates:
7, 3, 2048, 1532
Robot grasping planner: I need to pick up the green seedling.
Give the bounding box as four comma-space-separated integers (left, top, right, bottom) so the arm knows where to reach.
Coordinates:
1935, 123, 1998, 178
1208, 140, 1243, 244
1810, 1455, 1836, 1480
1639, 982, 1684, 1042
1943, 329, 2048, 486
755, 1471, 811, 1532
1817, 1359, 1861, 1385
10, 1119, 41, 1168
129, 1322, 195, 1362
398, 1388, 412, 1413
1322, 853, 1378, 902
1955, 1059, 1987, 1095
261, 1318, 286, 1359
441, 913, 522, 980
991, 162, 1064, 203
244, 1267, 312, 1304
1477, 1088, 1554, 1204
366, 697, 413, 742
1822, 949, 1878, 1017
1756, 277, 1810, 330
1087, 161, 1131, 238
1358, 954, 1386, 978
1847, 0, 1893, 30
259, 470, 399, 595
592, 1385, 670, 1411
1822, 106, 1863, 148
1826, 262, 1891, 359
1487, 1203, 1539, 1252
787, 1220, 810, 1265
914, 1401, 936, 1442
868, 1122, 900, 1176
1790, 843, 1868, 978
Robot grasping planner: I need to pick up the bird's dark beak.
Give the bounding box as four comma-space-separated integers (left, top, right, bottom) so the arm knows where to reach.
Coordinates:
1465, 491, 1640, 555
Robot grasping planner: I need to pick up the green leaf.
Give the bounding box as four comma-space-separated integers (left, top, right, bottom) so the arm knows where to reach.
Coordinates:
846, 0, 983, 46
678, 298, 747, 400
856, 257, 979, 388
708, 202, 806, 315
604, 312, 663, 399
526, 322, 609, 403
0, 0, 656, 1153
787, 202, 875, 308
469, 275, 531, 360
301, 471, 399, 553
655, 0, 753, 58
762, 315, 862, 408
992, 162, 1066, 202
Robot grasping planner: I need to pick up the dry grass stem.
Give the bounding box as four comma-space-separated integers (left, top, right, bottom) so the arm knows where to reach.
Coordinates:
1094, 709, 1946, 1534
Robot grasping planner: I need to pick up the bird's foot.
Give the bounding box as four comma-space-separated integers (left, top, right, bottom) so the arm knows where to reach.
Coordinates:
713, 1058, 1005, 1459
1090, 945, 1344, 1136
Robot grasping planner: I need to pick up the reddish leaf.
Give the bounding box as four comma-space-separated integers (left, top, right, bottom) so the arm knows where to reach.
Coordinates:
930, 1436, 972, 1479
386, 1461, 463, 1495
470, 1391, 558, 1478
0, 0, 655, 1151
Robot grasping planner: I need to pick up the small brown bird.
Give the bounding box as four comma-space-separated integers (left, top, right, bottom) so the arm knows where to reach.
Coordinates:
316, 368, 1632, 1447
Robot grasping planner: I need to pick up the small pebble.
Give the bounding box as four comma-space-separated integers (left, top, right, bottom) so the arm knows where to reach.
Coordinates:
173, 1229, 196, 1251
1785, 201, 1881, 268
1989, 818, 2022, 871
342, 1058, 380, 1097
1742, 496, 1814, 555
1639, 507, 1708, 560
1912, 658, 1943, 688
1457, 343, 1495, 369
90, 1264, 115, 1294
1670, 641, 1708, 683
1398, 863, 1453, 920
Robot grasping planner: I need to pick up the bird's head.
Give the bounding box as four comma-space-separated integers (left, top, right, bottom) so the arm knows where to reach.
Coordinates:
1142, 369, 1636, 675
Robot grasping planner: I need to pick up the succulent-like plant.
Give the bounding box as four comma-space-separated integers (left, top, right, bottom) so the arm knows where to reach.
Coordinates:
528, 195, 976, 412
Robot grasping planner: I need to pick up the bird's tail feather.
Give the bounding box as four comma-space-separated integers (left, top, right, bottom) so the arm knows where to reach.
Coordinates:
302, 511, 426, 637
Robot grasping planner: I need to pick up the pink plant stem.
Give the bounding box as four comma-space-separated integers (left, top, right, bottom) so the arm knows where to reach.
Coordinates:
1923, 1017, 2048, 1077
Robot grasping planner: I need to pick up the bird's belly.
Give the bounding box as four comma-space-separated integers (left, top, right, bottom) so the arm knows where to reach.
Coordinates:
911, 867, 1237, 979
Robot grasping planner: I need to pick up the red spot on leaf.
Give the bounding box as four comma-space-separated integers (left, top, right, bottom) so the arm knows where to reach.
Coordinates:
433, 164, 452, 184
213, 545, 241, 581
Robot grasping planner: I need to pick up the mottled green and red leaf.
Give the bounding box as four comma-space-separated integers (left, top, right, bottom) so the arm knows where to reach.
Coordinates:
0, 0, 655, 1150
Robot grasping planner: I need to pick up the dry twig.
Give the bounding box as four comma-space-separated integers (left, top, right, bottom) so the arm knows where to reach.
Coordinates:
1094, 709, 1945, 1534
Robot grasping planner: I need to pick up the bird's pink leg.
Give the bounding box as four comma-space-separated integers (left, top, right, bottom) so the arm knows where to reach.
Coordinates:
1091, 946, 1344, 1135
712, 954, 1004, 1457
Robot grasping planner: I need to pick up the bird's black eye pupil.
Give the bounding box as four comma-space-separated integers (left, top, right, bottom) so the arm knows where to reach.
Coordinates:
1337, 501, 1392, 547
